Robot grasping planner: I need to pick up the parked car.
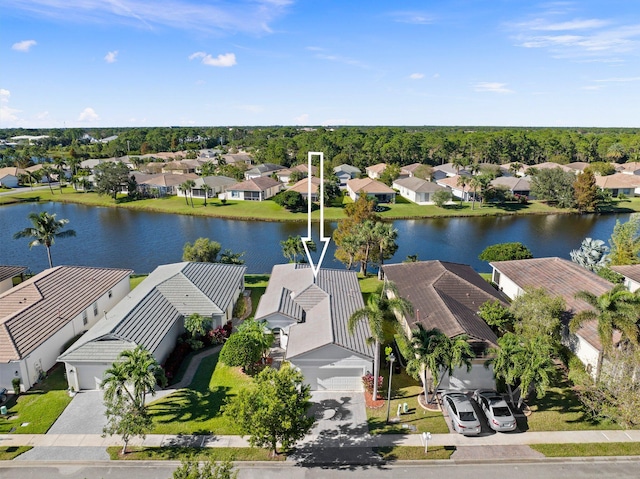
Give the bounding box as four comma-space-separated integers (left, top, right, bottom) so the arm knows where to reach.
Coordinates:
472, 389, 517, 432
0, 388, 7, 404
442, 392, 481, 436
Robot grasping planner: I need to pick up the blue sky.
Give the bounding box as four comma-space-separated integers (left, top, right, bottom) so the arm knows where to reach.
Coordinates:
1, 0, 640, 128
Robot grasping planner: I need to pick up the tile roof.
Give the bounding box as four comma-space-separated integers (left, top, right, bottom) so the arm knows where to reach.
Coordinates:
228, 176, 281, 192
287, 177, 322, 195
334, 164, 361, 175
0, 266, 132, 362
490, 257, 615, 349
400, 163, 423, 174
0, 266, 27, 283
254, 264, 374, 360
140, 173, 199, 188
610, 265, 640, 284
381, 261, 505, 346
366, 163, 387, 174
347, 177, 395, 194
490, 176, 531, 191
58, 262, 246, 363
393, 177, 446, 193
595, 173, 640, 189
436, 175, 473, 192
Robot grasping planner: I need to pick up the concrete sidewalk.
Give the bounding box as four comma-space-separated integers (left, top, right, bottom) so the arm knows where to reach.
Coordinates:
2, 429, 639, 449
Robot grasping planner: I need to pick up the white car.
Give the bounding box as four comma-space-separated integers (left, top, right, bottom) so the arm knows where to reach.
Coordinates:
442, 392, 481, 436
472, 389, 517, 432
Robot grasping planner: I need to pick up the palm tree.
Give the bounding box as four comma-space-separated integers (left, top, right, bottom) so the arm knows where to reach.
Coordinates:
185, 179, 196, 207
53, 157, 67, 193
456, 175, 469, 205
179, 181, 191, 206
372, 221, 398, 276
436, 334, 474, 387
406, 325, 449, 405
348, 285, 413, 400
486, 332, 525, 405
102, 345, 166, 411
40, 164, 55, 194
13, 211, 76, 268
571, 285, 640, 353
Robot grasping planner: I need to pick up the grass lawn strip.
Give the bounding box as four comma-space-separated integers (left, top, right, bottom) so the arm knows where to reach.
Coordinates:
0, 366, 72, 434
4, 186, 640, 221
530, 442, 640, 457
0, 446, 32, 460
373, 445, 454, 461
107, 446, 284, 461
148, 351, 253, 435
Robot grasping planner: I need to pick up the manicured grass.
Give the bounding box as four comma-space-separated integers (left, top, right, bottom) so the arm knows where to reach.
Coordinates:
245, 274, 270, 319
107, 446, 284, 461
0, 446, 32, 460
0, 366, 72, 434
4, 185, 640, 221
367, 370, 449, 435
522, 375, 619, 432
530, 442, 640, 457
374, 445, 454, 461
147, 352, 253, 435
130, 274, 148, 290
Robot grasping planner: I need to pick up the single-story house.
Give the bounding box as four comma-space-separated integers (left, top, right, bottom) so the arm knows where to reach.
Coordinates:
221, 153, 253, 166
616, 162, 640, 175
287, 177, 323, 202
525, 162, 575, 175
333, 164, 361, 187
399, 163, 423, 179
162, 159, 206, 175
276, 164, 318, 184
566, 162, 590, 173
0, 266, 27, 295
244, 163, 284, 180
346, 177, 396, 203
0, 167, 22, 188
610, 265, 640, 293
595, 173, 640, 197
392, 177, 449, 205
254, 264, 374, 391
435, 174, 474, 201
431, 163, 470, 181
490, 257, 615, 377
365, 163, 387, 179
0, 265, 132, 392
225, 177, 283, 201
58, 262, 246, 391
490, 176, 532, 198
381, 261, 508, 391
186, 175, 237, 199
138, 172, 199, 196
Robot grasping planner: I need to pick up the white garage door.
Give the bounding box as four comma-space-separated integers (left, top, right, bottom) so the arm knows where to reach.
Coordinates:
301, 367, 363, 391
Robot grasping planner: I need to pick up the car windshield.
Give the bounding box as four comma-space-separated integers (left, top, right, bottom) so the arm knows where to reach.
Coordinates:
492, 406, 511, 417
459, 411, 476, 421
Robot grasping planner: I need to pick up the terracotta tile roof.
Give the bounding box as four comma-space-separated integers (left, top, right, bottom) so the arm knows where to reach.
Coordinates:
0, 266, 132, 362
287, 177, 322, 195
401, 163, 423, 174
595, 173, 640, 189
140, 172, 199, 187
366, 163, 387, 174
347, 177, 395, 194
228, 176, 281, 192
436, 175, 473, 192
381, 261, 505, 346
525, 162, 574, 173
490, 257, 615, 349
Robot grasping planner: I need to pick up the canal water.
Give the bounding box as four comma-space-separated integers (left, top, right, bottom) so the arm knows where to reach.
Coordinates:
0, 202, 629, 275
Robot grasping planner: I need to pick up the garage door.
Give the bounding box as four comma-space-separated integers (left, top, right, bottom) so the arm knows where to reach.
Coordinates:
303, 367, 363, 391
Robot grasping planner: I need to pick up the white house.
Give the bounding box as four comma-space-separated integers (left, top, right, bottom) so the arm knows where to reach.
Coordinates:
610, 265, 640, 293
0, 266, 132, 392
365, 163, 387, 179
0, 167, 22, 188
490, 257, 614, 377
58, 262, 246, 391
333, 164, 361, 188
0, 266, 27, 295
392, 177, 449, 205
254, 264, 374, 391
225, 177, 283, 201
346, 177, 396, 203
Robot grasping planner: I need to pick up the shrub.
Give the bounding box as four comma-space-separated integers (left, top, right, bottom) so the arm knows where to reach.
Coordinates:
11, 377, 21, 395
478, 242, 533, 262
362, 373, 383, 394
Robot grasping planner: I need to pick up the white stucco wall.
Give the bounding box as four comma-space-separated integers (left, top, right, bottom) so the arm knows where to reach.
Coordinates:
0, 277, 13, 295
492, 268, 523, 300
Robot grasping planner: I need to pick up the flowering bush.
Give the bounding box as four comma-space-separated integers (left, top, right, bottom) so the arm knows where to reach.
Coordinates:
209, 326, 228, 344
362, 373, 383, 394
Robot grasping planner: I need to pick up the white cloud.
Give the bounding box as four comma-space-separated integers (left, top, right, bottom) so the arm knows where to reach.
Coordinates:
581, 85, 602, 90
104, 50, 118, 63
474, 82, 514, 94
409, 73, 424, 80
7, 0, 292, 35
389, 11, 435, 25
36, 111, 49, 119
0, 89, 10, 102
189, 51, 237, 67
12, 39, 37, 52
295, 113, 309, 124
0, 90, 21, 125
517, 18, 610, 31
594, 76, 640, 83
78, 107, 99, 122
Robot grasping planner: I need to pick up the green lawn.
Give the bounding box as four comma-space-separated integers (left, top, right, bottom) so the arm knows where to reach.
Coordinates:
0, 365, 72, 434
107, 446, 284, 461
245, 274, 270, 319
367, 370, 449, 435
522, 376, 620, 432
4, 185, 640, 221
530, 442, 640, 457
0, 446, 32, 460
373, 445, 454, 461
148, 352, 253, 435
130, 274, 148, 290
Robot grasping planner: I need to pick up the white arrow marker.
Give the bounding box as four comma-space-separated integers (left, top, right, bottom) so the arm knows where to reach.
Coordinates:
302, 151, 331, 279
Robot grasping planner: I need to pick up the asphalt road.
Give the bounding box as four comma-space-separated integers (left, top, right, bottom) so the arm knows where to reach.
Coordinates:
1, 460, 639, 479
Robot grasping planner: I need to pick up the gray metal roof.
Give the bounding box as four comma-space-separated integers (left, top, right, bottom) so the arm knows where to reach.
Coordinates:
393, 176, 447, 193
0, 266, 27, 283
255, 264, 374, 360
59, 262, 246, 363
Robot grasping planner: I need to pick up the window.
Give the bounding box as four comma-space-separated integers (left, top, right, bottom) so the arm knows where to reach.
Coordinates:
82, 310, 88, 326
93, 302, 98, 316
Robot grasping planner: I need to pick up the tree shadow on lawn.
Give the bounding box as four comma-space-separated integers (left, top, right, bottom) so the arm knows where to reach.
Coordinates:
148, 385, 232, 433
